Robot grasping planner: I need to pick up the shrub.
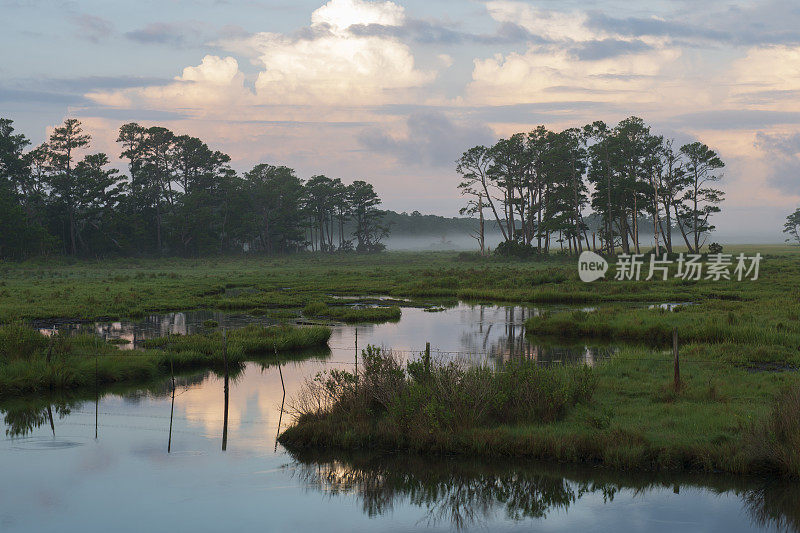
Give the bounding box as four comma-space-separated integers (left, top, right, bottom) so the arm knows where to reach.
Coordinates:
288, 345, 596, 436
494, 241, 538, 259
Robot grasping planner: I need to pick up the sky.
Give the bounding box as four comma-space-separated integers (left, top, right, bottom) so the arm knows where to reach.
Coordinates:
2, 0, 800, 242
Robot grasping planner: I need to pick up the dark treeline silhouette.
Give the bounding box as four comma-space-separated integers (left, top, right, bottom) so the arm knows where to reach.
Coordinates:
0, 118, 388, 259
457, 116, 725, 255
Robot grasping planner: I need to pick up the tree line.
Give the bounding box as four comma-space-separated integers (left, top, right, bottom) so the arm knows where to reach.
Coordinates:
456, 116, 725, 255
0, 118, 388, 259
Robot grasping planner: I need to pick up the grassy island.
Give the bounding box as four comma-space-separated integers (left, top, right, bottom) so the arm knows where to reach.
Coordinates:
0, 322, 331, 398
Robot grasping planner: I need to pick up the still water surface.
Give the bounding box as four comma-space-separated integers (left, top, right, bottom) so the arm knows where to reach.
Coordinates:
3, 303, 796, 532
33, 302, 614, 363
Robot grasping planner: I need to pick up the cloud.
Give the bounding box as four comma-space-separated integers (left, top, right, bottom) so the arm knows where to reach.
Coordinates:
312, 0, 404, 29
730, 46, 800, 110
585, 2, 800, 47
466, 44, 681, 107
0, 88, 87, 105
462, 1, 685, 108
670, 110, 800, 130
584, 12, 729, 42
486, 1, 592, 41
74, 107, 189, 121
125, 22, 196, 46
359, 111, 494, 167
346, 19, 544, 45
72, 14, 113, 43
30, 75, 172, 92
93, 0, 436, 113
242, 0, 435, 105
86, 55, 249, 113
754, 131, 800, 194
122, 21, 252, 48
0, 76, 172, 108
570, 39, 653, 61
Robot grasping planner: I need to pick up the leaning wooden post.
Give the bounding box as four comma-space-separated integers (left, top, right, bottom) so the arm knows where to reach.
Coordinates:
673, 328, 680, 391
274, 341, 286, 453
424, 342, 431, 375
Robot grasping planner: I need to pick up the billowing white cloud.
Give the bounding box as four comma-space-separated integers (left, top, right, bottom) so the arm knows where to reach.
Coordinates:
468, 46, 682, 106
312, 0, 405, 31
247, 0, 433, 105
464, 1, 686, 108
88, 0, 434, 113
87, 55, 250, 115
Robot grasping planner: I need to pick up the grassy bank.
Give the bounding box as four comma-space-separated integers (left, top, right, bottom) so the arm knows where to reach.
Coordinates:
302, 302, 401, 322
0, 322, 330, 398
1, 249, 776, 322
280, 346, 800, 477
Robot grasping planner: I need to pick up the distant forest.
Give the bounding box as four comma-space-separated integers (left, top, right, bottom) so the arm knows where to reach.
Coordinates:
0, 115, 725, 260
0, 118, 391, 259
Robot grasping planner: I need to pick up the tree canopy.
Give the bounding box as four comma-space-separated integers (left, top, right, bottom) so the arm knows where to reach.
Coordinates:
457, 116, 725, 255
0, 118, 390, 258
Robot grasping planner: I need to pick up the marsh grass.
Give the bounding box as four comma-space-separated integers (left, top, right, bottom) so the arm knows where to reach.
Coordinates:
4, 249, 800, 476
281, 344, 800, 477
0, 321, 49, 361
303, 302, 401, 322
525, 304, 800, 358
0, 251, 754, 323
0, 323, 331, 398
282, 345, 595, 447
742, 384, 800, 477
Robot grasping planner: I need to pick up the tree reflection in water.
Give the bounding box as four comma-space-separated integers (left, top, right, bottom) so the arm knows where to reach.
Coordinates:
290, 450, 800, 532
2, 399, 76, 438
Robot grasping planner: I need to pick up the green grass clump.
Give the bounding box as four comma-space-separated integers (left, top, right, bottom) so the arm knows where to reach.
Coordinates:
0, 322, 49, 361
281, 345, 595, 448
303, 302, 401, 323
742, 384, 800, 476
143, 324, 331, 355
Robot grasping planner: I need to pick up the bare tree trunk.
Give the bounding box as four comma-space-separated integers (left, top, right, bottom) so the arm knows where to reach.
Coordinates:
673, 204, 694, 253
479, 195, 485, 255
633, 196, 641, 254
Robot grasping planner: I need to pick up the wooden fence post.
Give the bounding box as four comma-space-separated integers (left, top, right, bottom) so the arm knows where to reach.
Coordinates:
424, 342, 431, 374
673, 328, 680, 391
